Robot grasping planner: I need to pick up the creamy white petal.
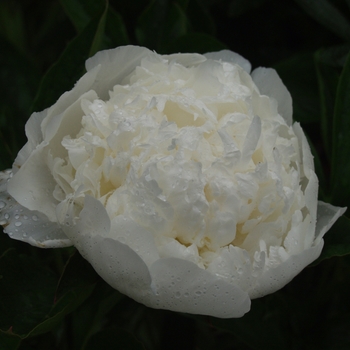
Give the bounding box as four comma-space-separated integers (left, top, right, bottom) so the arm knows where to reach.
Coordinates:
149, 258, 251, 318
7, 149, 59, 221
248, 242, 324, 299
204, 50, 252, 73
85, 46, 159, 100
0, 170, 71, 247
13, 110, 48, 173
251, 67, 293, 125
314, 201, 347, 245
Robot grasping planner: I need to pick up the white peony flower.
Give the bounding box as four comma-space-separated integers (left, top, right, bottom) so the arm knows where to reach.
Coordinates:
0, 46, 346, 318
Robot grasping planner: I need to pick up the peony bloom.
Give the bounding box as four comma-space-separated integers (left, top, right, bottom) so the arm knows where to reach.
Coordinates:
0, 46, 346, 318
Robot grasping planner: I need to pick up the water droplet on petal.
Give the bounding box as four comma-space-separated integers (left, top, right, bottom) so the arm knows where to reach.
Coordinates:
15, 221, 22, 227
32, 215, 38, 221
0, 201, 5, 209
14, 214, 20, 220
4, 213, 9, 220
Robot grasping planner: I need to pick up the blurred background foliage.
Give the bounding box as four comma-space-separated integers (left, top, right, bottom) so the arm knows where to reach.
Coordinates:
1, 0, 350, 349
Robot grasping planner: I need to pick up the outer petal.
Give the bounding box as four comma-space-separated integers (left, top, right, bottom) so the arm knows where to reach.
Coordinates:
204, 50, 252, 73
0, 170, 71, 247
7, 90, 98, 221
314, 201, 347, 245
12, 110, 48, 173
61, 196, 250, 318
85, 46, 161, 100
248, 242, 323, 299
251, 67, 293, 125
149, 258, 251, 318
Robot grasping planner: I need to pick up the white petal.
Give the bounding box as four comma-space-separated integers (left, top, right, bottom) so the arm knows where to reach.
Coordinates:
204, 50, 252, 73
314, 201, 347, 245
7, 149, 59, 221
12, 110, 48, 173
249, 242, 323, 298
0, 171, 71, 247
149, 258, 251, 318
110, 216, 160, 267
251, 67, 293, 125
163, 53, 206, 67
86, 46, 158, 100
293, 122, 315, 176
8, 90, 98, 222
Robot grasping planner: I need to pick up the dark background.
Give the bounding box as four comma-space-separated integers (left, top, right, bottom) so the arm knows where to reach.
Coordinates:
1, 1, 350, 349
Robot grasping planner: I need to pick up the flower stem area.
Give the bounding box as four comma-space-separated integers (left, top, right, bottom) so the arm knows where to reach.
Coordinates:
1, 0, 350, 349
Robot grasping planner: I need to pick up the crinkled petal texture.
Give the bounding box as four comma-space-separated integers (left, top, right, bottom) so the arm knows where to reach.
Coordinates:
1, 45, 346, 318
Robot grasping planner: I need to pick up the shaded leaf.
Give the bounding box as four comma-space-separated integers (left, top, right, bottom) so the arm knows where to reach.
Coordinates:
31, 2, 108, 113
274, 52, 320, 124
331, 51, 350, 206
60, 0, 106, 32
315, 48, 341, 160
210, 296, 291, 350
26, 252, 98, 338
313, 215, 350, 265
136, 0, 168, 50
0, 249, 58, 336
187, 0, 215, 35
105, 8, 130, 47
164, 32, 227, 54
84, 327, 145, 350
0, 330, 21, 350
294, 0, 350, 41
136, 0, 187, 52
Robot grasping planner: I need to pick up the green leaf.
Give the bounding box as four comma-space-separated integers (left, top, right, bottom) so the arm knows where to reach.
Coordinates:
31, 2, 108, 113
187, 0, 215, 35
105, 8, 130, 47
136, 0, 188, 52
312, 215, 350, 265
164, 32, 227, 54
294, 0, 350, 41
84, 327, 146, 350
331, 51, 350, 206
136, 0, 168, 50
0, 330, 21, 350
315, 49, 341, 160
60, 0, 106, 32
0, 2, 26, 54
0, 249, 58, 336
0, 248, 97, 339
26, 252, 97, 338
210, 296, 291, 350
274, 52, 320, 124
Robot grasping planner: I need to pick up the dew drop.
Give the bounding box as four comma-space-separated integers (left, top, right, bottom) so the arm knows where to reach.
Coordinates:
0, 201, 5, 209
14, 214, 20, 220
175, 291, 181, 298
15, 221, 22, 227
4, 213, 9, 220
23, 232, 27, 238
32, 215, 38, 221
23, 215, 28, 220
